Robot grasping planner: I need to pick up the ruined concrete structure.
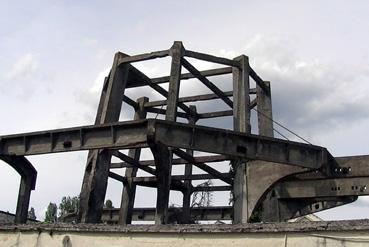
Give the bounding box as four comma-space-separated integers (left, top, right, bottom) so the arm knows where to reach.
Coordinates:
1, 41, 368, 225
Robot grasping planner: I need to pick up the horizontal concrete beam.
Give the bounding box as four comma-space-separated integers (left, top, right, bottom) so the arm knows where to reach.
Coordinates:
110, 154, 228, 168
0, 119, 336, 170
128, 67, 233, 88
0, 120, 149, 155
152, 120, 334, 170
117, 50, 169, 64
277, 177, 369, 198
296, 155, 369, 179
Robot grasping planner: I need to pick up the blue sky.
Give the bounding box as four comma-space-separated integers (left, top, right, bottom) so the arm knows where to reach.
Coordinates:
0, 0, 369, 220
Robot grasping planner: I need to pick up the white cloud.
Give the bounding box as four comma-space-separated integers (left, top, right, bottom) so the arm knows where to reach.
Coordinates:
6, 53, 39, 80
81, 38, 99, 47
239, 34, 369, 134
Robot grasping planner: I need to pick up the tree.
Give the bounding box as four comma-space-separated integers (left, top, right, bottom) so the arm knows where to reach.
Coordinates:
44, 203, 57, 223
104, 199, 113, 209
27, 207, 36, 220
191, 180, 213, 207
59, 196, 79, 217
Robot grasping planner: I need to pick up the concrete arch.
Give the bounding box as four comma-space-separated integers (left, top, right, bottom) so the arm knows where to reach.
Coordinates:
0, 155, 37, 223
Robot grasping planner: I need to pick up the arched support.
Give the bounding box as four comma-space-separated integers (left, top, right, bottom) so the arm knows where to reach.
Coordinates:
246, 161, 309, 221
0, 155, 37, 223
265, 196, 357, 222
248, 79, 312, 222
261, 175, 359, 222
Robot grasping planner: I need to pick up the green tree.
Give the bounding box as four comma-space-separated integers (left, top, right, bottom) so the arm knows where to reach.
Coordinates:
27, 207, 36, 220
191, 180, 213, 207
104, 199, 113, 209
44, 203, 57, 223
59, 196, 79, 217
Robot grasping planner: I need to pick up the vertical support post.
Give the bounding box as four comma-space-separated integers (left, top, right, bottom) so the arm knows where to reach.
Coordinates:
151, 143, 172, 225
232, 55, 251, 224
257, 81, 273, 137
119, 97, 148, 225
166, 41, 183, 121
1, 156, 37, 224
182, 105, 197, 223
79, 52, 130, 223
15, 177, 32, 223
256, 81, 279, 221
151, 41, 183, 225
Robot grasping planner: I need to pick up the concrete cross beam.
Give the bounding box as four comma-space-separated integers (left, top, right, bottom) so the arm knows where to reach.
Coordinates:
0, 119, 337, 171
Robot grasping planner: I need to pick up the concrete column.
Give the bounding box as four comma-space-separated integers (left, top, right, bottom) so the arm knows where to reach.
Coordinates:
166, 41, 183, 122
79, 52, 130, 223
119, 97, 148, 225
152, 41, 183, 224
182, 105, 197, 223
257, 81, 273, 137
0, 155, 37, 224
232, 55, 251, 224
15, 177, 33, 223
151, 144, 172, 225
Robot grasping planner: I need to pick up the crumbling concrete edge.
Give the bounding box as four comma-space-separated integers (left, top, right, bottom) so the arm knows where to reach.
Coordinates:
1, 220, 369, 234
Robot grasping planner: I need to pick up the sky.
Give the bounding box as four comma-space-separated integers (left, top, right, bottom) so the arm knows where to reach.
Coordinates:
0, 0, 369, 221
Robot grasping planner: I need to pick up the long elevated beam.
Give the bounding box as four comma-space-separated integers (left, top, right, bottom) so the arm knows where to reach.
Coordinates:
0, 119, 336, 170
127, 67, 233, 88
277, 177, 369, 198
110, 155, 228, 168
184, 50, 241, 68
143, 89, 256, 108
117, 50, 170, 64
296, 155, 369, 180
152, 120, 335, 170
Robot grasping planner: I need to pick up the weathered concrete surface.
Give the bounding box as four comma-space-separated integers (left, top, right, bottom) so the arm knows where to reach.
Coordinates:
0, 212, 17, 224
2, 220, 369, 246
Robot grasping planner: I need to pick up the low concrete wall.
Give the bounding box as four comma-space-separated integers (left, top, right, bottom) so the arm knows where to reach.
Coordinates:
2, 220, 369, 247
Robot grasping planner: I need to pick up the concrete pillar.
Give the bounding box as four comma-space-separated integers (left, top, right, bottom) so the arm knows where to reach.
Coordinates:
79, 52, 130, 223
257, 81, 273, 137
152, 41, 183, 224
119, 97, 148, 225
15, 177, 33, 223
166, 41, 183, 122
182, 105, 197, 223
0, 156, 37, 224
151, 144, 172, 224
232, 55, 251, 223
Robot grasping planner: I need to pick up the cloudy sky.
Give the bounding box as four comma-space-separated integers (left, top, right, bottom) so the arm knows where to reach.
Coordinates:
0, 0, 369, 221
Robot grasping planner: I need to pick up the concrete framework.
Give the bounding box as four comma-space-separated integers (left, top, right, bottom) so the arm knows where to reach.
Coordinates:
0, 41, 368, 224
